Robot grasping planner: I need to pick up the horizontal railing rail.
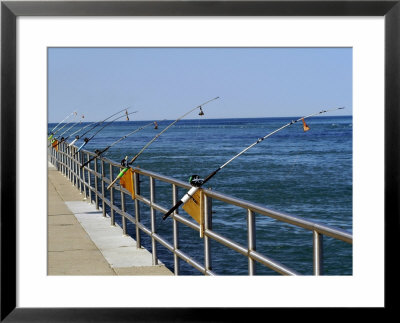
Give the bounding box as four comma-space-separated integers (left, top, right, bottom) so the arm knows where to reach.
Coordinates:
48, 140, 352, 276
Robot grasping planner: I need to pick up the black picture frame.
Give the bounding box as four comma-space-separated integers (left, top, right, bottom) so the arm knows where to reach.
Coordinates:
1, 0, 398, 321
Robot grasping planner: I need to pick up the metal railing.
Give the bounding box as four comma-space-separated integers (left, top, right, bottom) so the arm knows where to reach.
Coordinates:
48, 141, 352, 276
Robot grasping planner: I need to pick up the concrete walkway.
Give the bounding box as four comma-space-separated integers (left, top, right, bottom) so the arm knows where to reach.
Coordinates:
48, 162, 173, 275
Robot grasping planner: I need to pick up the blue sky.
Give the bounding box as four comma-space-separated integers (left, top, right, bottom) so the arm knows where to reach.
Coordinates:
48, 47, 352, 123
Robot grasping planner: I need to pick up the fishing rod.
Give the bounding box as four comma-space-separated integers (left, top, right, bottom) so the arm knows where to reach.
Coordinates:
73, 110, 138, 156
67, 122, 97, 147
75, 107, 132, 142
51, 115, 85, 148
48, 111, 77, 138
58, 114, 84, 136
48, 111, 78, 140
106, 96, 220, 190
80, 120, 157, 169
49, 115, 85, 147
162, 106, 345, 220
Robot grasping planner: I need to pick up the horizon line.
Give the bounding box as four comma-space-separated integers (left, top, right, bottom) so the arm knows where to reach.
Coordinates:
48, 114, 352, 124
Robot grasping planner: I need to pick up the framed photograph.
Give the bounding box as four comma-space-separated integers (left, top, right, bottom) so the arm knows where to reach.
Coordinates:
1, 0, 398, 321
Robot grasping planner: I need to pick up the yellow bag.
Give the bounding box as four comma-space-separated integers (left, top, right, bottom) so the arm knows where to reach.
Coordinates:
52, 139, 59, 151
119, 168, 135, 199
182, 189, 205, 237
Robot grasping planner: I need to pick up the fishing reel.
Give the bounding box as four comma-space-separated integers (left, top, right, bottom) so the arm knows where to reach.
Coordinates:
121, 156, 128, 167
94, 149, 101, 155
75, 135, 80, 140
83, 137, 89, 143
189, 175, 204, 187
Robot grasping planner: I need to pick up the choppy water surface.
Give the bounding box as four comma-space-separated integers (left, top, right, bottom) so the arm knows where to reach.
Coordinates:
49, 116, 352, 275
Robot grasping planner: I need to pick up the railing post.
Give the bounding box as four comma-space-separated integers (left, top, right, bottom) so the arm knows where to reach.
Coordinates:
59, 144, 62, 173
65, 145, 68, 177
94, 158, 99, 209
87, 153, 92, 203
70, 146, 74, 186
64, 143, 68, 179
150, 176, 158, 265
77, 148, 83, 193
69, 146, 74, 185
204, 194, 212, 275
134, 171, 141, 248
101, 159, 106, 217
68, 143, 72, 182
172, 184, 180, 275
58, 146, 61, 171
63, 144, 66, 175
64, 143, 68, 178
64, 144, 67, 176
120, 182, 127, 235
61, 144, 65, 175
247, 209, 256, 275
81, 152, 87, 198
73, 147, 78, 188
59, 147, 62, 171
109, 163, 115, 226
55, 147, 57, 166
313, 230, 323, 275
57, 146, 60, 170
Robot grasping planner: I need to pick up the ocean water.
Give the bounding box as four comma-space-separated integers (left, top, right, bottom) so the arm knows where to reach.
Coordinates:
49, 116, 352, 275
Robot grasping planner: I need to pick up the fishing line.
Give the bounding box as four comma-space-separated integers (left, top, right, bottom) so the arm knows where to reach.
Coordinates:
193, 105, 206, 139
